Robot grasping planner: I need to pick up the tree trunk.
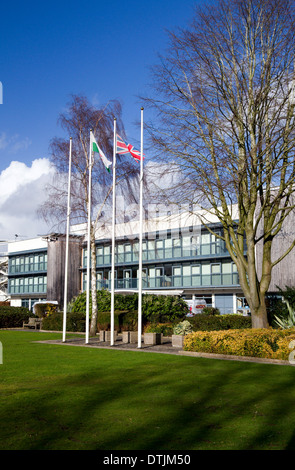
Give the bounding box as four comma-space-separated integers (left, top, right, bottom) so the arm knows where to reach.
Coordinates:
250, 302, 269, 328
247, 287, 269, 329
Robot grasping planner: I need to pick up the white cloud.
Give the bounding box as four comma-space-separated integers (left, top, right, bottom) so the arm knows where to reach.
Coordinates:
0, 132, 32, 154
0, 159, 55, 240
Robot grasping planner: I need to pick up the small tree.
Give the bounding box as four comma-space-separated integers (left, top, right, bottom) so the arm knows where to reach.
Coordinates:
39, 95, 139, 335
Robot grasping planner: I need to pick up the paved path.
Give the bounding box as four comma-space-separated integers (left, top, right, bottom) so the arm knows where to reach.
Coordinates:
35, 333, 292, 366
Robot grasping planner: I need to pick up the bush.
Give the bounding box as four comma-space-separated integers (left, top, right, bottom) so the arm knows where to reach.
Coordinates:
202, 307, 220, 315
183, 328, 295, 360
188, 314, 251, 331
42, 311, 86, 332
142, 294, 188, 323
0, 306, 30, 328
173, 320, 193, 335
97, 310, 131, 331
42, 309, 137, 333
70, 290, 188, 325
144, 323, 174, 335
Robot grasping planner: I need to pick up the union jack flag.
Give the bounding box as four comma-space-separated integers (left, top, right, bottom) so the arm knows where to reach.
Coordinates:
116, 134, 144, 162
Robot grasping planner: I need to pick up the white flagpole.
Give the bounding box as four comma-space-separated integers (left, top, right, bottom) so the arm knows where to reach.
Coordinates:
86, 130, 93, 344
138, 107, 144, 348
62, 137, 72, 343
110, 118, 117, 346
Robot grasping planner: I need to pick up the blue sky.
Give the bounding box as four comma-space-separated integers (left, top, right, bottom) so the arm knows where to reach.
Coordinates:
0, 0, 201, 169
0, 0, 203, 240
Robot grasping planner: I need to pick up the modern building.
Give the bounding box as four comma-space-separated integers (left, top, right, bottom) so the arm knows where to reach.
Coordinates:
79, 209, 247, 314
8, 234, 82, 310
6, 206, 295, 314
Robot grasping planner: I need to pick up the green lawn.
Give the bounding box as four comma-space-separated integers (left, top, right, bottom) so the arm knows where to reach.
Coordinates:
1, 330, 295, 450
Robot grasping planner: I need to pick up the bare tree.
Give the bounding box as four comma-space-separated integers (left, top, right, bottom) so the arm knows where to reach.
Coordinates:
39, 95, 139, 335
143, 0, 295, 328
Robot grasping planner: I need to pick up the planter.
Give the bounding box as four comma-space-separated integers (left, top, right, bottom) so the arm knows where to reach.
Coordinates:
144, 332, 161, 345
100, 330, 117, 342
122, 331, 138, 344
172, 334, 185, 348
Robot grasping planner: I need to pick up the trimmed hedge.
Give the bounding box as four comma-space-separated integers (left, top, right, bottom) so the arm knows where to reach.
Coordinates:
188, 314, 251, 331
42, 312, 86, 332
41, 310, 137, 332
0, 306, 30, 328
183, 328, 295, 360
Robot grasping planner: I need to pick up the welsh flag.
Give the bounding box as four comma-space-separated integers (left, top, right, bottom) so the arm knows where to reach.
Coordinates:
91, 132, 112, 173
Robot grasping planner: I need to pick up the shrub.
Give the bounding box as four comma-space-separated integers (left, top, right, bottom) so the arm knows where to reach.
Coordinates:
144, 323, 174, 335
202, 307, 220, 315
173, 320, 193, 335
0, 306, 30, 328
42, 309, 137, 333
183, 328, 295, 360
42, 311, 86, 332
142, 294, 188, 323
97, 310, 131, 331
274, 299, 295, 329
188, 314, 251, 331
69, 290, 188, 324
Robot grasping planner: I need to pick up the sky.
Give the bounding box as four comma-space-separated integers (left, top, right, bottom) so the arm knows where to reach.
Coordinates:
0, 0, 203, 243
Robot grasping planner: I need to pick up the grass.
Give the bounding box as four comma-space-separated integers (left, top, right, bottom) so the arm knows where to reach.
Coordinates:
1, 330, 295, 450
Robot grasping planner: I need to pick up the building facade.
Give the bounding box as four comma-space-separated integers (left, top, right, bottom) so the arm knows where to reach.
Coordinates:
6, 208, 295, 314
8, 234, 82, 310
80, 211, 248, 314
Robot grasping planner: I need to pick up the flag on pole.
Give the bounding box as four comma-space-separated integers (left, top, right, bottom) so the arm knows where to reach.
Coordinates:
116, 134, 144, 162
91, 132, 112, 172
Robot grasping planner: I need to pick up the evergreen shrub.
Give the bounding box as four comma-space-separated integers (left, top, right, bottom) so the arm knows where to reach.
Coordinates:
69, 290, 188, 326
144, 323, 174, 336
188, 314, 251, 331
173, 320, 193, 335
0, 306, 30, 328
42, 312, 86, 332
183, 328, 295, 360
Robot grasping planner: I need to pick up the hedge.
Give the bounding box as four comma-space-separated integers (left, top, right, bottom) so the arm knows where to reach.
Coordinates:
188, 313, 251, 331
69, 289, 188, 324
183, 328, 295, 360
144, 323, 174, 336
41, 310, 138, 332
0, 306, 30, 328
42, 312, 86, 332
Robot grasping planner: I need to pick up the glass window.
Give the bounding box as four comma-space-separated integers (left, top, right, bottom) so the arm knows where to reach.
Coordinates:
211, 264, 221, 274
192, 265, 200, 275
222, 262, 232, 285
201, 264, 210, 285
164, 239, 172, 258
182, 237, 191, 257
211, 263, 221, 285
104, 246, 111, 264
173, 239, 181, 258
124, 244, 132, 262
155, 240, 163, 259
96, 247, 103, 265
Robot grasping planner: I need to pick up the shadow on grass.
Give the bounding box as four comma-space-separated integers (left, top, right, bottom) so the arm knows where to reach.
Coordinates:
2, 346, 295, 450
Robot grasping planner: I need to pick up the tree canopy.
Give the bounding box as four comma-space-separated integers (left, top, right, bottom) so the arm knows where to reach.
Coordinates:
143, 0, 295, 327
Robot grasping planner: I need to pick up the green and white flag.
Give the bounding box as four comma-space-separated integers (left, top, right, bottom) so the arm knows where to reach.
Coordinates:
91, 132, 112, 173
